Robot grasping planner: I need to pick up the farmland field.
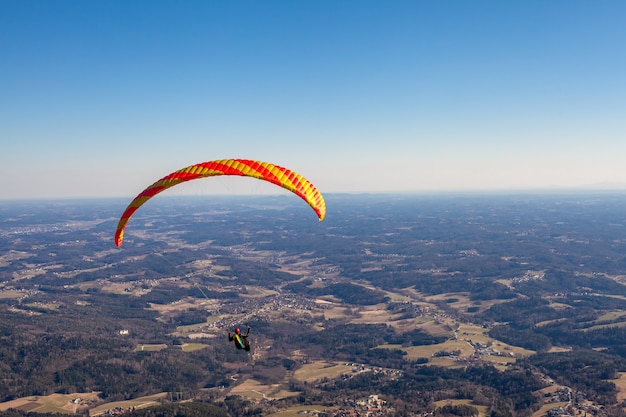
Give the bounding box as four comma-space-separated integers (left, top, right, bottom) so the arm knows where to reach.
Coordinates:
293, 361, 354, 383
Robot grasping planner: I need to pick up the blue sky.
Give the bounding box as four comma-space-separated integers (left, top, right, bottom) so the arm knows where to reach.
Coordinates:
2, 1, 625, 199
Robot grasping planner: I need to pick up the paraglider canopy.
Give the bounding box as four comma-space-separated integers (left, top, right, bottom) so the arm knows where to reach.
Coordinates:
114, 159, 326, 246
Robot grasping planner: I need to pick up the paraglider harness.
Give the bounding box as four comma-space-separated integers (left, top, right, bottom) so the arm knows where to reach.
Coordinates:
229, 327, 251, 351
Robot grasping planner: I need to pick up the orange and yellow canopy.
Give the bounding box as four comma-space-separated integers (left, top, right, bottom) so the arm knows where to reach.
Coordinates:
114, 159, 326, 246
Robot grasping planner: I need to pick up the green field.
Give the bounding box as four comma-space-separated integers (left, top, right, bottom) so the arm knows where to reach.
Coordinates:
267, 405, 329, 416
293, 361, 354, 383
0, 392, 101, 414
0, 290, 22, 299
181, 343, 209, 352
89, 393, 167, 416
434, 399, 489, 417
229, 378, 299, 400
135, 344, 168, 352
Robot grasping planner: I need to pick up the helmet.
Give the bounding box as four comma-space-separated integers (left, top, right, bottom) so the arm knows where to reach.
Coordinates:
235, 328, 240, 334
